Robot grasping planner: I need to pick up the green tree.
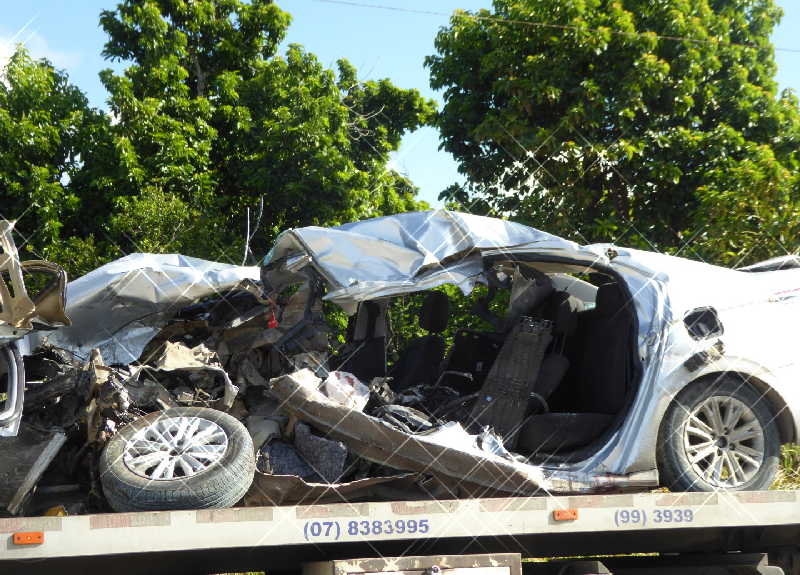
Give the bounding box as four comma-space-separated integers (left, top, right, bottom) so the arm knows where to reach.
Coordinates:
98, 0, 436, 262
427, 0, 800, 264
0, 48, 111, 274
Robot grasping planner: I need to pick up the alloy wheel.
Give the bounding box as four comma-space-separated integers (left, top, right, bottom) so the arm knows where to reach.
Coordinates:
683, 395, 765, 488
122, 416, 229, 480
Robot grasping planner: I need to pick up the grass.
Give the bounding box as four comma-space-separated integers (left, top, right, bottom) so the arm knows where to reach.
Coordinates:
772, 444, 800, 489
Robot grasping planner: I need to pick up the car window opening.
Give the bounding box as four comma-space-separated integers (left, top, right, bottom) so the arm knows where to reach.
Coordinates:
286, 259, 642, 462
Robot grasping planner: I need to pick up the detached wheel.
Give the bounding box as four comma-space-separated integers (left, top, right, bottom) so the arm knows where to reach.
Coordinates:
100, 407, 255, 512
658, 377, 780, 492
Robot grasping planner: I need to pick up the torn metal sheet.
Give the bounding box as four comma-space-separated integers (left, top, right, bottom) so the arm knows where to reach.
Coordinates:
0, 221, 37, 337
0, 424, 66, 515
1, 220, 70, 436
124, 373, 177, 410
270, 370, 549, 496
263, 209, 580, 309
154, 341, 239, 409
154, 341, 218, 370
19, 260, 71, 327
33, 253, 259, 364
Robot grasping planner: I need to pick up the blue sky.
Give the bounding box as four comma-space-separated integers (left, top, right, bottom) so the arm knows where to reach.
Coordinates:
1, 0, 798, 207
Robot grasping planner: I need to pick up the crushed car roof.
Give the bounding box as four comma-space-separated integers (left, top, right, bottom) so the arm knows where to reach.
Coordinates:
263, 210, 581, 308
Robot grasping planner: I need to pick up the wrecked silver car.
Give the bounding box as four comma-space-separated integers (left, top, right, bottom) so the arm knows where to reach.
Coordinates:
260, 209, 800, 494
4, 209, 799, 517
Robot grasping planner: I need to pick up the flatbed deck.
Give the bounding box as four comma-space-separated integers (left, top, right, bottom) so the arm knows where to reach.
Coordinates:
3, 490, 800, 575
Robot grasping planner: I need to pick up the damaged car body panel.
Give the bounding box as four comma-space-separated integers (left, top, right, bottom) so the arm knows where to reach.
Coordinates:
263, 210, 586, 311
574, 246, 800, 480
35, 253, 260, 364
269, 370, 549, 497
0, 222, 69, 338
0, 220, 70, 437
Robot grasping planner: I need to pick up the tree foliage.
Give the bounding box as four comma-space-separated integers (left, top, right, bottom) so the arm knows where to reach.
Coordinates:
97, 0, 435, 263
0, 0, 435, 276
0, 49, 111, 272
427, 0, 800, 264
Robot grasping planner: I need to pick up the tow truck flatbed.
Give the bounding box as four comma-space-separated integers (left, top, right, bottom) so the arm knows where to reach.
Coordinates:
3, 490, 800, 575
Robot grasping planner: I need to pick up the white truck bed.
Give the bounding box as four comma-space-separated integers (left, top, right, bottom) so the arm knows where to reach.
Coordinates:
2, 490, 800, 575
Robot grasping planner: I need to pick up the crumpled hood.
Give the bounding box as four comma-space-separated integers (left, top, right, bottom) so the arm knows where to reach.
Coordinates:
33, 253, 259, 364
263, 209, 579, 309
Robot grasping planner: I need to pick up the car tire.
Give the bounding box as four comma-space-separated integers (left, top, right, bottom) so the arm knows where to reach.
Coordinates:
658, 377, 780, 492
100, 407, 255, 512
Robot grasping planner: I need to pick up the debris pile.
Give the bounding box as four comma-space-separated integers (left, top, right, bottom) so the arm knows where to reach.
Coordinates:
4, 250, 559, 517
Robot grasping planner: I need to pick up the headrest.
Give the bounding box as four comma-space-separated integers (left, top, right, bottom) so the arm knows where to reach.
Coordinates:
349, 300, 382, 341
419, 291, 449, 333
504, 272, 553, 331
595, 283, 627, 317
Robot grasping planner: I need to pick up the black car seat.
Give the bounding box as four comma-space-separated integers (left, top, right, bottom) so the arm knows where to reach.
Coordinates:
516, 412, 615, 453
543, 291, 582, 350
440, 269, 554, 395
390, 291, 449, 391
497, 271, 581, 404
334, 300, 387, 381
574, 282, 632, 414
516, 283, 633, 455
532, 291, 582, 402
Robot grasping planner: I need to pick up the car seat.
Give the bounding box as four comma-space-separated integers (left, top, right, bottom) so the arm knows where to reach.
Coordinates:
573, 282, 632, 414
390, 291, 449, 391
334, 300, 387, 381
532, 291, 582, 402
516, 283, 633, 455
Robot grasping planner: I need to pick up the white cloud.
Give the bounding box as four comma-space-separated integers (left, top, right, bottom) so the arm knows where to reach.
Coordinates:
0, 18, 81, 74
0, 38, 13, 70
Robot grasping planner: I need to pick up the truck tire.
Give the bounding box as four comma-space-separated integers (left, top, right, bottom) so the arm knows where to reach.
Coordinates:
100, 407, 255, 512
658, 377, 780, 492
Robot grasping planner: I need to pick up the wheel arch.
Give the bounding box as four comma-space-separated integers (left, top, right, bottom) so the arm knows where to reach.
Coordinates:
686, 370, 796, 445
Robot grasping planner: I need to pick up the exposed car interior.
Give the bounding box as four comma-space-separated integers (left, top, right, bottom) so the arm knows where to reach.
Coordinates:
326, 259, 641, 459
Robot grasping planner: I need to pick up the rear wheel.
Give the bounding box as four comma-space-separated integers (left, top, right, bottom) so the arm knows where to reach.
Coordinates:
658, 377, 780, 492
